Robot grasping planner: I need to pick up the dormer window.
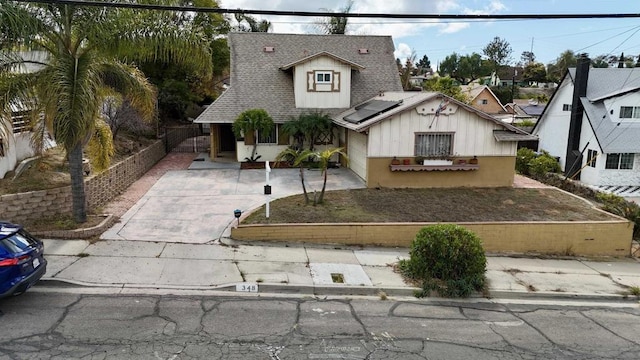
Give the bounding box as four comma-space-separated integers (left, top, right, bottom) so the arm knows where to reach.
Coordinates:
307, 70, 340, 92
620, 106, 640, 119
316, 71, 332, 84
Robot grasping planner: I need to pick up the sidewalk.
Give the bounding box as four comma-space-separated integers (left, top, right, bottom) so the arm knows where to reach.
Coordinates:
39, 238, 640, 301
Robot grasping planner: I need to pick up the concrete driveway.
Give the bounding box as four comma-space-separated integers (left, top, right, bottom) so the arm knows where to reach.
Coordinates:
100, 167, 365, 244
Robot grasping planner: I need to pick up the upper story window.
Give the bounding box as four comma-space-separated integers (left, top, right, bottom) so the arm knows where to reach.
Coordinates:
316, 72, 332, 84
415, 132, 454, 157
12, 112, 29, 134
620, 106, 640, 119
562, 104, 572, 111
605, 153, 634, 170
479, 99, 488, 105
307, 70, 340, 92
586, 149, 598, 168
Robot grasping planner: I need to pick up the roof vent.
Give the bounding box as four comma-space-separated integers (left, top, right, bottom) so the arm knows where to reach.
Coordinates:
358, 48, 369, 54
263, 46, 275, 53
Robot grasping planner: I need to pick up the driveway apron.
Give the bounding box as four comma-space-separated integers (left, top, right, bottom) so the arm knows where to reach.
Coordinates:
100, 167, 366, 244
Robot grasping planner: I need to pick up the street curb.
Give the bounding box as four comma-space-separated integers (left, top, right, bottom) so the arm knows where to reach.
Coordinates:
38, 278, 640, 302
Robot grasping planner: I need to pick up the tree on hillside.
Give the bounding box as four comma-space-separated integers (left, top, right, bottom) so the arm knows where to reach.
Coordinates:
400, 53, 417, 90
521, 51, 535, 65
416, 55, 432, 75
483, 36, 512, 74
523, 62, 547, 83
591, 55, 609, 68
439, 52, 490, 85
547, 50, 577, 84
0, 1, 212, 223
235, 13, 272, 32
317, 1, 353, 34
423, 77, 467, 103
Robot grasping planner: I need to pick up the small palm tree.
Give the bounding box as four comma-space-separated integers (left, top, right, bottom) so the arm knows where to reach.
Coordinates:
275, 147, 314, 205
316, 147, 348, 204
232, 109, 274, 162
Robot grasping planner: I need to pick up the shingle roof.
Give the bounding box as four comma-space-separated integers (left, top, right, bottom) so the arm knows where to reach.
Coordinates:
566, 67, 640, 153
194, 33, 402, 124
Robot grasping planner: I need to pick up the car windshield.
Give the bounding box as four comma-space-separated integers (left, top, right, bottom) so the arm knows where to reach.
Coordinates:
0, 230, 39, 254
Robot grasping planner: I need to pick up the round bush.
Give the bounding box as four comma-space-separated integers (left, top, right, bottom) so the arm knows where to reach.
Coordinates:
399, 224, 486, 298
515, 148, 536, 175
529, 152, 561, 177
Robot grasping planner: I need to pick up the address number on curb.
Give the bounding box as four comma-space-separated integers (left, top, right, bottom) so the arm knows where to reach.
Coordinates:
236, 283, 259, 292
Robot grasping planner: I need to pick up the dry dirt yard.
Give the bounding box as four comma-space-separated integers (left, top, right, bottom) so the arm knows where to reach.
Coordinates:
243, 187, 617, 224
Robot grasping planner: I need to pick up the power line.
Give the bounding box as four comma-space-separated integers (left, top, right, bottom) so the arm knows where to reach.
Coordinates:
12, 0, 640, 20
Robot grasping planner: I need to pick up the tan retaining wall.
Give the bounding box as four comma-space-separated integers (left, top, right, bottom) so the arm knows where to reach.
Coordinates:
231, 220, 633, 256
367, 156, 515, 188
0, 140, 166, 223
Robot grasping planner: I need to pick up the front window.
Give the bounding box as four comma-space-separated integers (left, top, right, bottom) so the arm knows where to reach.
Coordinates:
415, 133, 453, 157
562, 104, 572, 111
620, 106, 640, 119
315, 71, 332, 84
605, 153, 634, 170
11, 111, 29, 133
257, 127, 277, 144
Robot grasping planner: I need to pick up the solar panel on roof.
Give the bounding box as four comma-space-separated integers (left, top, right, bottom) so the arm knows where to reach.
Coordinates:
344, 100, 402, 124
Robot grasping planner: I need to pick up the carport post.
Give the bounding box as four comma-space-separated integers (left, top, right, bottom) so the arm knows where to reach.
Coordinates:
265, 161, 271, 219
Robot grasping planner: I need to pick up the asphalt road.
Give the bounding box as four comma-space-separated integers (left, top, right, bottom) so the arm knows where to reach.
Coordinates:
1, 291, 639, 359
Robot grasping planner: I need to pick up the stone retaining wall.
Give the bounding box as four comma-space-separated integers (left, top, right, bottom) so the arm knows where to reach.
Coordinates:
231, 220, 633, 256
0, 140, 166, 223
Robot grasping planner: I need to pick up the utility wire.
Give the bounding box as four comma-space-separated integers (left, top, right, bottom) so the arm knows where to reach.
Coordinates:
12, 0, 640, 20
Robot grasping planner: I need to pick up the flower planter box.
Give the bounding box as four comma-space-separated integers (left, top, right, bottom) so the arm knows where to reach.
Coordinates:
423, 159, 453, 166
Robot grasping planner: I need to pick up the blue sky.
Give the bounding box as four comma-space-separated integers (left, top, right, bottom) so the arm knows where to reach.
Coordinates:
221, 0, 640, 69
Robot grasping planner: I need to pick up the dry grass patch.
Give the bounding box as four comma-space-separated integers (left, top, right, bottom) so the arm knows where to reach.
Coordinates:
244, 188, 615, 224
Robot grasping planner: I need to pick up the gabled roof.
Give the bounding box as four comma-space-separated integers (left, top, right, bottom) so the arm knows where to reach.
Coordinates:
194, 33, 402, 124
280, 51, 365, 71
459, 84, 507, 113
534, 67, 640, 152
332, 91, 536, 141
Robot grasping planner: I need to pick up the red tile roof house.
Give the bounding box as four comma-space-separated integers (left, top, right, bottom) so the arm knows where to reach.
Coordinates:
194, 32, 534, 188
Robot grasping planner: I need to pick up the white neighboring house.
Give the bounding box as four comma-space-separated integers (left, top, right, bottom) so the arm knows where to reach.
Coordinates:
533, 56, 640, 199
0, 51, 50, 179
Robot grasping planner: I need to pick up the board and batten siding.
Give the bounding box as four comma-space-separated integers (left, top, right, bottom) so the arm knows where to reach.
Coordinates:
367, 100, 516, 157
347, 130, 367, 180
293, 56, 351, 109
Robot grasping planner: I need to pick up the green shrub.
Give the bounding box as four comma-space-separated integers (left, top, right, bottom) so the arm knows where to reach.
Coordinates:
529, 151, 561, 177
596, 192, 640, 239
516, 148, 537, 175
398, 224, 487, 298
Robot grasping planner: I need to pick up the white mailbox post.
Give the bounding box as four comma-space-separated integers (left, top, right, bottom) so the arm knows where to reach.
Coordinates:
264, 161, 271, 219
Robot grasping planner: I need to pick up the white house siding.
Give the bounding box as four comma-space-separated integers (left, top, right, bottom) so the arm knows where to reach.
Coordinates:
595, 155, 640, 186
367, 100, 515, 157
576, 117, 602, 185
347, 130, 367, 180
293, 57, 351, 109
534, 78, 574, 169
603, 92, 640, 122
0, 131, 35, 179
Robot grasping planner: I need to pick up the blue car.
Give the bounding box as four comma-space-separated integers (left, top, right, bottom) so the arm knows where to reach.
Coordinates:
0, 221, 47, 298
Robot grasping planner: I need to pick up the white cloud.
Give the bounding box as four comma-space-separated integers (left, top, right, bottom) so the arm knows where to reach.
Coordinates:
438, 22, 470, 34
462, 0, 506, 15
394, 42, 413, 63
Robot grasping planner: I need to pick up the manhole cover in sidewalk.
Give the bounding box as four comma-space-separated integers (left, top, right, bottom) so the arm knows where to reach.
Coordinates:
310, 263, 373, 286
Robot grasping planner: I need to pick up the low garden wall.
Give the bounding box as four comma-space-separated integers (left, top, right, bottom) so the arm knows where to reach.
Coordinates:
0, 140, 166, 224
231, 220, 633, 256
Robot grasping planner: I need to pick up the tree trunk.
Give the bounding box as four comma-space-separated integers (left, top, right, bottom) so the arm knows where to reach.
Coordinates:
299, 166, 309, 204
68, 143, 87, 223
318, 168, 328, 204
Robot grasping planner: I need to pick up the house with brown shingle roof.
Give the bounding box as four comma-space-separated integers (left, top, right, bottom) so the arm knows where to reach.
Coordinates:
193, 32, 403, 162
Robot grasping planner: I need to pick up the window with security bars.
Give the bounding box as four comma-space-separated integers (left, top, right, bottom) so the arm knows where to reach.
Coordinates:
605, 153, 634, 170
415, 133, 453, 157
12, 111, 29, 133
257, 127, 277, 144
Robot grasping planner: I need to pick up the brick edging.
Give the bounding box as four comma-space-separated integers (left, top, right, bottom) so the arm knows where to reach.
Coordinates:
31, 214, 118, 239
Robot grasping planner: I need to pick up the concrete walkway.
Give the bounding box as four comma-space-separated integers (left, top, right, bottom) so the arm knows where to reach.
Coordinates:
41, 239, 640, 300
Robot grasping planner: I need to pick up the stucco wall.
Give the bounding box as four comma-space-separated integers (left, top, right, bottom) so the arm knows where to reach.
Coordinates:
231, 220, 632, 256
0, 140, 166, 224
366, 156, 515, 188
534, 78, 574, 169
0, 131, 36, 179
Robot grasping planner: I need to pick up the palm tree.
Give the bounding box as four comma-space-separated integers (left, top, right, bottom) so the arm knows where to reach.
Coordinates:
315, 147, 348, 204
317, 1, 353, 35
0, 1, 212, 223
232, 109, 274, 162
235, 14, 272, 32
275, 148, 315, 204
